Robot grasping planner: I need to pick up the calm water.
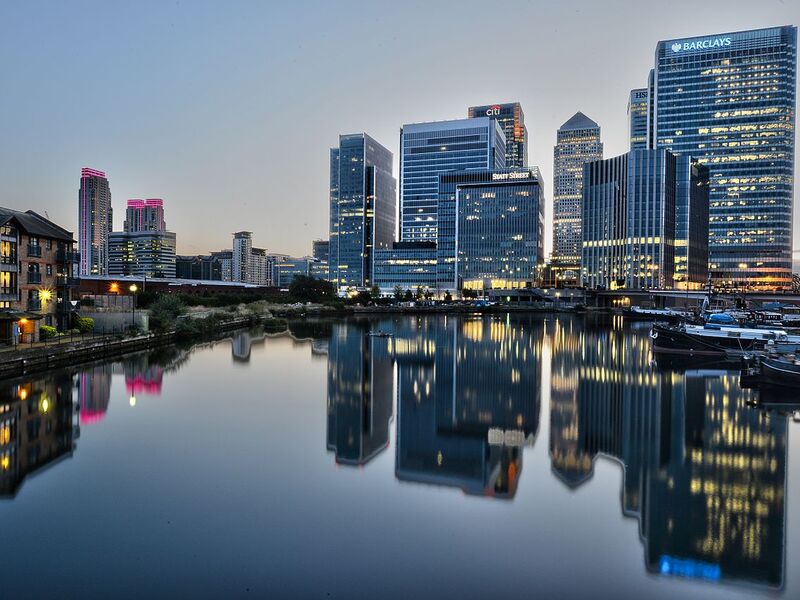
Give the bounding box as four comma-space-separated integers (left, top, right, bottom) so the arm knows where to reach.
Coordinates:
1, 315, 798, 599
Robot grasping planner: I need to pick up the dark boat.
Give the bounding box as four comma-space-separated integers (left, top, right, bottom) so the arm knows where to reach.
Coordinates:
649, 323, 799, 358
759, 355, 800, 388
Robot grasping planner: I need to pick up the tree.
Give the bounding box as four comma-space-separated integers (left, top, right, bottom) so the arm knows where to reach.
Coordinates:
415, 286, 424, 301
444, 291, 453, 302
370, 284, 381, 301
148, 295, 187, 332
424, 289, 433, 301
393, 285, 404, 301
403, 289, 413, 301
289, 275, 337, 303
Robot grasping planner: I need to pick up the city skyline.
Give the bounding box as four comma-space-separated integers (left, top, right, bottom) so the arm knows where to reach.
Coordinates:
1, 1, 799, 270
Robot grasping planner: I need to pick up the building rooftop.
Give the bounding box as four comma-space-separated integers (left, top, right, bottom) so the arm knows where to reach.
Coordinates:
559, 111, 600, 132
0, 207, 75, 242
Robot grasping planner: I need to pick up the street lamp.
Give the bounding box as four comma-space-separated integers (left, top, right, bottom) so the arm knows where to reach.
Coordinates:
129, 284, 138, 328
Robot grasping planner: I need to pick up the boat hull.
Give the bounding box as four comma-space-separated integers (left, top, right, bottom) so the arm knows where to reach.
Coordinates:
760, 357, 800, 388
649, 325, 763, 357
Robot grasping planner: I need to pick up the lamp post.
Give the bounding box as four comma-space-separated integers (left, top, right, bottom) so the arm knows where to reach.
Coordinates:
129, 284, 138, 328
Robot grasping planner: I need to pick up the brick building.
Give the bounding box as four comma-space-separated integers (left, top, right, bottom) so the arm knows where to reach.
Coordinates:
0, 208, 79, 343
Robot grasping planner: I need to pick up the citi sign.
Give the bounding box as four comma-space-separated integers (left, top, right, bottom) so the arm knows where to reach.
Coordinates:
486, 105, 502, 116
671, 37, 732, 53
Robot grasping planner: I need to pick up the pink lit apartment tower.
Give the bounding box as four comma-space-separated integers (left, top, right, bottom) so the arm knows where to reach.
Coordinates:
124, 198, 166, 233
78, 167, 112, 276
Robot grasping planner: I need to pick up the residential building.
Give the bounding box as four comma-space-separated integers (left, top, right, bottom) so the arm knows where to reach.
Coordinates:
0, 207, 79, 340
329, 133, 396, 289
582, 149, 708, 290
468, 102, 528, 167
399, 118, 505, 243
651, 26, 797, 289
232, 231, 252, 283
108, 199, 177, 279
552, 113, 603, 285
437, 168, 545, 291
210, 250, 233, 282
628, 89, 649, 150
124, 199, 165, 232
78, 167, 112, 276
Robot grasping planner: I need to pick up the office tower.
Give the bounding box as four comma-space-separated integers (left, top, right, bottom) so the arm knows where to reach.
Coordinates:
373, 242, 438, 293
78, 167, 112, 276
552, 113, 602, 285
652, 26, 797, 289
108, 198, 177, 278
312, 239, 329, 262
232, 231, 252, 283
581, 148, 710, 290
628, 89, 649, 150
399, 118, 505, 243
328, 133, 396, 289
124, 199, 166, 232
675, 156, 710, 288
437, 168, 544, 290
468, 102, 528, 167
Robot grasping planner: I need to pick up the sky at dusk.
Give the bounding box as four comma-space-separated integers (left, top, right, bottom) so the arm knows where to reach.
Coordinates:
1, 0, 799, 268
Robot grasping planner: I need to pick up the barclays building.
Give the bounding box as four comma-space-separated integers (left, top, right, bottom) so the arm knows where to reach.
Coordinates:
652, 26, 797, 289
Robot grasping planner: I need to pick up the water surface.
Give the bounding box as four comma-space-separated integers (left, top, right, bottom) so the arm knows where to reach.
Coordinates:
1, 315, 797, 599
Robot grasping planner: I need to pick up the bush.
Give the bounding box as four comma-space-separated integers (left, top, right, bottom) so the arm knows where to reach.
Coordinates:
74, 316, 94, 332
148, 295, 187, 333
40, 324, 58, 339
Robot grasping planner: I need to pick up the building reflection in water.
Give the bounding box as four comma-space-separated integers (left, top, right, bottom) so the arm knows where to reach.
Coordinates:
1, 374, 78, 498
326, 322, 394, 466
78, 365, 112, 425
548, 317, 788, 589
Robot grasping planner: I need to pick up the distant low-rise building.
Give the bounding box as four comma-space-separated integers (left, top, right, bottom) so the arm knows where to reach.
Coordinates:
108, 199, 177, 279
1, 207, 79, 341
373, 242, 438, 293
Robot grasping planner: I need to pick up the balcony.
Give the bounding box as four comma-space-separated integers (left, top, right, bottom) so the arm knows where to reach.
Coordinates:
56, 275, 80, 288
27, 298, 42, 311
27, 272, 42, 284
0, 291, 17, 302
56, 249, 80, 263
27, 245, 42, 258
0, 255, 18, 271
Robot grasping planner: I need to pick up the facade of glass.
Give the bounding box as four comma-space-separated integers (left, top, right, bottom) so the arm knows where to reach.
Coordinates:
399, 118, 505, 243
108, 230, 177, 278
582, 149, 683, 290
436, 169, 544, 290
675, 156, 710, 288
552, 113, 603, 284
329, 133, 396, 289
373, 242, 438, 292
628, 89, 649, 150
653, 26, 797, 289
78, 168, 113, 276
468, 102, 528, 168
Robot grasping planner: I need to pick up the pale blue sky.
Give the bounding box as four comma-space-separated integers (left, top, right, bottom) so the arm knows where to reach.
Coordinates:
1, 0, 798, 267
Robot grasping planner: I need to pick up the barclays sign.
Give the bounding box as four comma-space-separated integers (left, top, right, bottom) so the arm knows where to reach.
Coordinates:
671, 37, 732, 52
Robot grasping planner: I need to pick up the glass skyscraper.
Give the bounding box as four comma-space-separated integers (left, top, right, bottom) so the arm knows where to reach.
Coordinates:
675, 156, 710, 288
78, 167, 112, 276
552, 113, 603, 284
468, 102, 528, 168
652, 26, 797, 289
399, 118, 505, 243
329, 133, 396, 289
628, 89, 649, 150
582, 149, 688, 290
438, 168, 544, 290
